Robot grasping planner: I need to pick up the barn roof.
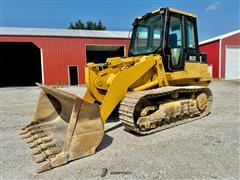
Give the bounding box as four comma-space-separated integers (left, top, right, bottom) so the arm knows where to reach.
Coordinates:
200, 29, 240, 45
0, 27, 130, 39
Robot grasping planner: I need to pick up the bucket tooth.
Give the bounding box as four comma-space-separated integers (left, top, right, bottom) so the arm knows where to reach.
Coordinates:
29, 140, 42, 148
21, 125, 39, 134
27, 125, 39, 132
42, 136, 52, 142
21, 125, 28, 131
35, 155, 47, 163
32, 148, 42, 155
33, 132, 48, 140
26, 133, 43, 143
21, 121, 39, 130
21, 123, 32, 131
29, 142, 38, 149
22, 132, 32, 139
35, 148, 60, 164
39, 142, 56, 150
21, 125, 40, 135
26, 137, 35, 143
29, 128, 42, 135
37, 137, 52, 145
45, 149, 61, 156
20, 128, 29, 135
30, 136, 52, 147
37, 162, 52, 173
23, 130, 44, 141
35, 139, 44, 145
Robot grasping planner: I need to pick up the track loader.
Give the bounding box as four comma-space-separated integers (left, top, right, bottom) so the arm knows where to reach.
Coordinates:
20, 8, 212, 173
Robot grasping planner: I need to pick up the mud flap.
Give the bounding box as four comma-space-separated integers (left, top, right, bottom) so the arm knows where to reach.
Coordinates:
20, 84, 104, 173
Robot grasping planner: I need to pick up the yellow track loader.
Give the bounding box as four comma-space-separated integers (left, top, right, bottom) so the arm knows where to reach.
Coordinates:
20, 8, 212, 173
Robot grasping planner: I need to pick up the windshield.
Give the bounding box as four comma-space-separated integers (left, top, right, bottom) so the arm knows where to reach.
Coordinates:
129, 14, 164, 56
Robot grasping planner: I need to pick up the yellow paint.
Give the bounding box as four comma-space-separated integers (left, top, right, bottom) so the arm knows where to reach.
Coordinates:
83, 8, 210, 122
100, 55, 157, 121
84, 54, 211, 122
166, 63, 211, 85
83, 90, 95, 103
137, 8, 196, 21
151, 9, 160, 14
133, 79, 158, 91
169, 8, 197, 18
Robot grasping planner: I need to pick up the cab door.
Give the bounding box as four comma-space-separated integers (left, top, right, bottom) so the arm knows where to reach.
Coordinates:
163, 12, 205, 72
165, 13, 185, 71
184, 16, 206, 63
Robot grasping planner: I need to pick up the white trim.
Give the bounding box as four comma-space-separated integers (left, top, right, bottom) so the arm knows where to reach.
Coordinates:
67, 65, 79, 86
40, 49, 45, 85
199, 29, 240, 45
219, 39, 222, 79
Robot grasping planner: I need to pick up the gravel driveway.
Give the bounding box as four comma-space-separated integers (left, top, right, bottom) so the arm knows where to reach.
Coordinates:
0, 80, 239, 179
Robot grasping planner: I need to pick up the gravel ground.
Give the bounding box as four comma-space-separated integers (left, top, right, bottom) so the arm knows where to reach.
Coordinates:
0, 80, 239, 179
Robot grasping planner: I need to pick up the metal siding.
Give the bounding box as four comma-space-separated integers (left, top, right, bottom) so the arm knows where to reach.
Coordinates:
199, 40, 220, 78
0, 36, 130, 85
221, 33, 240, 78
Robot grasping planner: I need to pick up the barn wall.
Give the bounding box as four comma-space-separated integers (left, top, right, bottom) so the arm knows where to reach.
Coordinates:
221, 33, 240, 78
199, 40, 220, 78
0, 36, 130, 85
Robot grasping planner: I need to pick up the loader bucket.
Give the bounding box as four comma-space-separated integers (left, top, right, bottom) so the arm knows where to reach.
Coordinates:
20, 84, 104, 173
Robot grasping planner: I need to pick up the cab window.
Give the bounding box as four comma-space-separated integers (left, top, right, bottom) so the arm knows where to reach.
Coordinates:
168, 15, 183, 67
134, 26, 149, 49
186, 20, 196, 48
153, 29, 161, 47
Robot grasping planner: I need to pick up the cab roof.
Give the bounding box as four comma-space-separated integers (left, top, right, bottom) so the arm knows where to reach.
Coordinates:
168, 8, 197, 18
136, 7, 197, 21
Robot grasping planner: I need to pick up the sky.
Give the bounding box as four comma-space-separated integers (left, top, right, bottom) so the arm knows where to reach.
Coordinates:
1, 0, 239, 41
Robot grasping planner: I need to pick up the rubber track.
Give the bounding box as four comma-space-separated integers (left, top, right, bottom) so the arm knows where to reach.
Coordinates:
119, 86, 212, 135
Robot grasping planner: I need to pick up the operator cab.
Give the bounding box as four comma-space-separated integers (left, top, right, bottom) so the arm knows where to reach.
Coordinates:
128, 8, 207, 72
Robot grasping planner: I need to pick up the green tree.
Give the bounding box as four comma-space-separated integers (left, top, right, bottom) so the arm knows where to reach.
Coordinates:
68, 20, 106, 30
95, 20, 106, 30
86, 21, 95, 30
68, 20, 86, 30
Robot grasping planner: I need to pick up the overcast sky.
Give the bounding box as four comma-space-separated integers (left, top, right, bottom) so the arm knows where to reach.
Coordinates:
1, 0, 239, 41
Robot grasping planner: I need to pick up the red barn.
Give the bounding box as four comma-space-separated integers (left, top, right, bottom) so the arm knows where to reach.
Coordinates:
0, 27, 130, 87
199, 30, 240, 79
